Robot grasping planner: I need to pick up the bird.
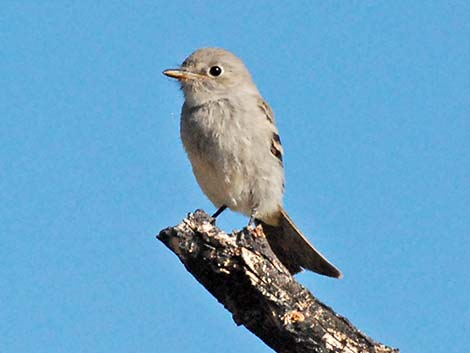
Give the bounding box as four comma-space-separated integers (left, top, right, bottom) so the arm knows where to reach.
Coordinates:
163, 48, 342, 278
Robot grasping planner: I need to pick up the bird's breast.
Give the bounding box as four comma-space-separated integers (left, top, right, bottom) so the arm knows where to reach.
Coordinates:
180, 97, 284, 219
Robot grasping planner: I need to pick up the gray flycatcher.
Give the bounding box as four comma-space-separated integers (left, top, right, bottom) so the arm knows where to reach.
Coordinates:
163, 48, 341, 278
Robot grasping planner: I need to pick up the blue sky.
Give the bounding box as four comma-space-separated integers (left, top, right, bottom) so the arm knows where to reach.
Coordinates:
1, 2, 469, 352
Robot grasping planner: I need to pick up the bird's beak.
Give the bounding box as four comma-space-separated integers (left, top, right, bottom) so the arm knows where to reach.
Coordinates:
163, 69, 206, 81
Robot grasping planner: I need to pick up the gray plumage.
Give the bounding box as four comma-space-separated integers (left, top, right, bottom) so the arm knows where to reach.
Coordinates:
163, 48, 341, 278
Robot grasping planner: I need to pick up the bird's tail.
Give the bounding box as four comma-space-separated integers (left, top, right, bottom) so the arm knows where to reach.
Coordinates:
260, 209, 342, 278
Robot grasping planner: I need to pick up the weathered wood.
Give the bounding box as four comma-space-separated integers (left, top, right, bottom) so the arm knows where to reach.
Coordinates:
157, 210, 399, 353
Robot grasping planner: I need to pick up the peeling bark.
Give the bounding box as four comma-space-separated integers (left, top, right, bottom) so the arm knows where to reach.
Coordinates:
157, 210, 399, 353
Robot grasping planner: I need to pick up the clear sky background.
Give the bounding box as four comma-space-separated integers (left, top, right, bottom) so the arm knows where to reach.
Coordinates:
1, 2, 469, 353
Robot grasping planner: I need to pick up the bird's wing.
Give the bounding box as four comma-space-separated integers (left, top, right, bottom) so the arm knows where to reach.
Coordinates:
258, 99, 284, 166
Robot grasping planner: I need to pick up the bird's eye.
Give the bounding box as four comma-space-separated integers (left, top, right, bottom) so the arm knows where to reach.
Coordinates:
209, 66, 223, 77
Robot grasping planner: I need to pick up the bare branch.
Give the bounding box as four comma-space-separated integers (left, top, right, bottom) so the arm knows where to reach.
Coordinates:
157, 210, 399, 353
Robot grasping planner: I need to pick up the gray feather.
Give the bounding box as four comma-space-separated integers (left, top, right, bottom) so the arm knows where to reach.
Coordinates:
260, 209, 342, 278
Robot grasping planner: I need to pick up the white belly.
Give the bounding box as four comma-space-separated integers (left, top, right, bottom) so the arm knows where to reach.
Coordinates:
180, 97, 284, 224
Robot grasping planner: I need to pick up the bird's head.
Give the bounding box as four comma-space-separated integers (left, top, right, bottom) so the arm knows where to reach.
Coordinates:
163, 48, 259, 105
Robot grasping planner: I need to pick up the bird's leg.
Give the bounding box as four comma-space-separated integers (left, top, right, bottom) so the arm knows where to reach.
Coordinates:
248, 208, 258, 228
212, 205, 227, 219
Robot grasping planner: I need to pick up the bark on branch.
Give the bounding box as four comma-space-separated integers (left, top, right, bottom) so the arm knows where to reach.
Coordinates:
157, 210, 399, 353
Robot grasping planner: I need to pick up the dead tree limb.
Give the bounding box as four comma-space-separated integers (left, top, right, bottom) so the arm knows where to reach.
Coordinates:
157, 210, 399, 353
